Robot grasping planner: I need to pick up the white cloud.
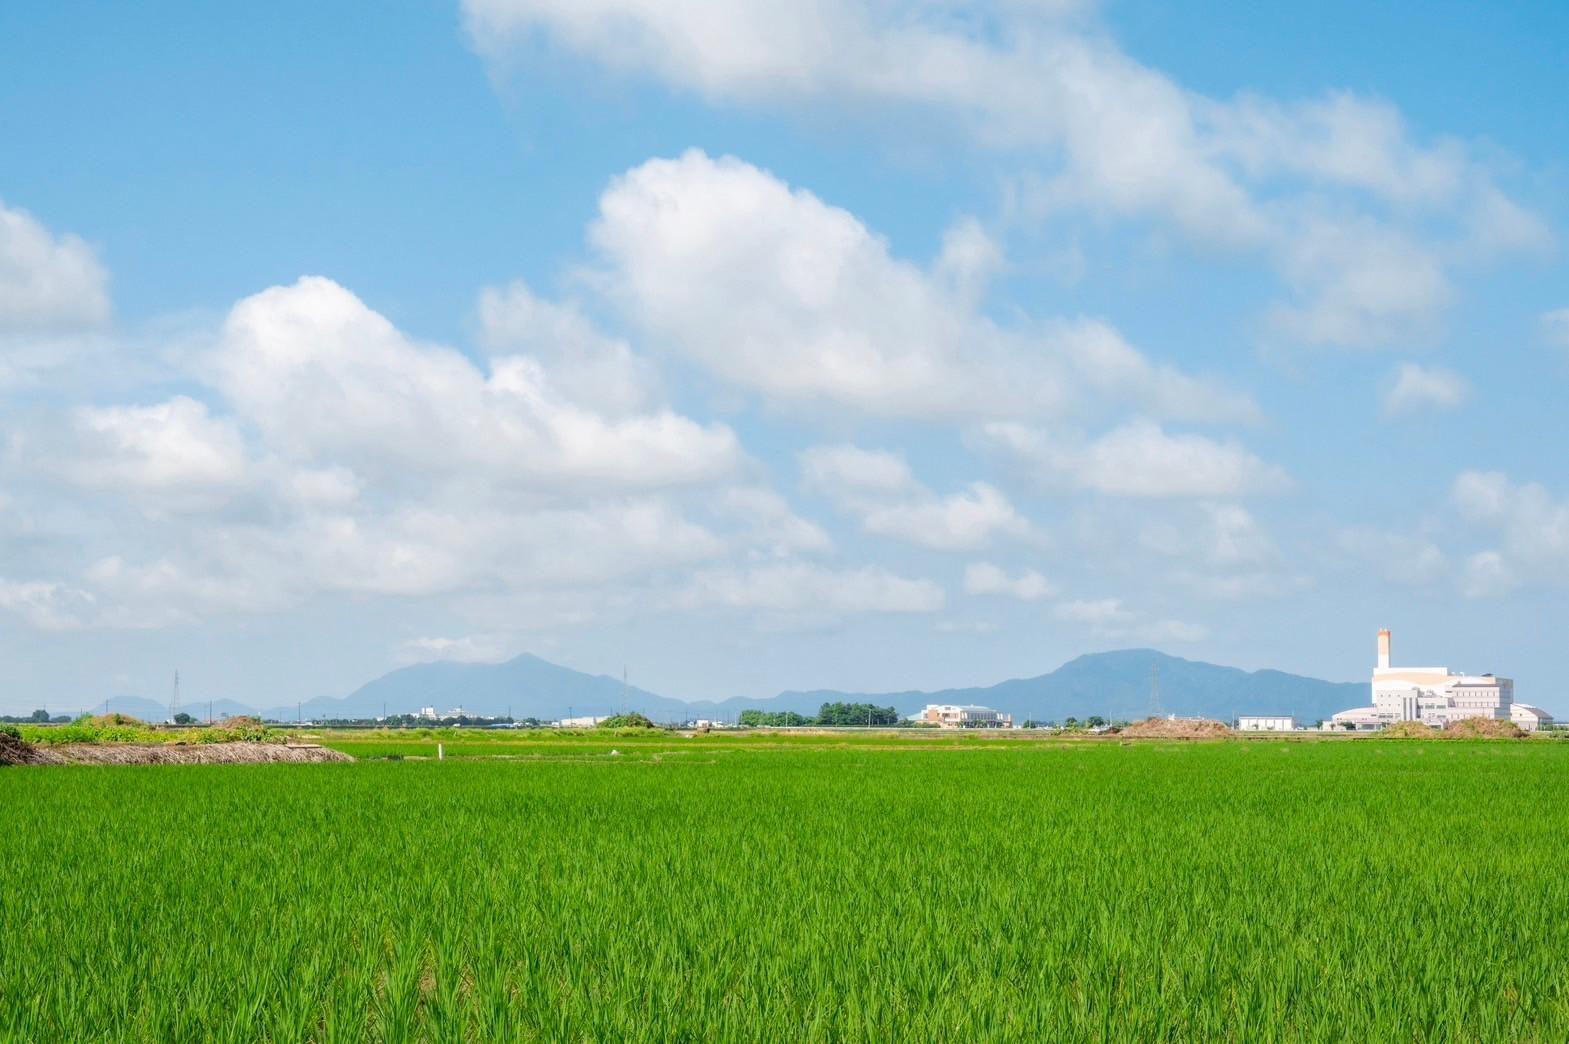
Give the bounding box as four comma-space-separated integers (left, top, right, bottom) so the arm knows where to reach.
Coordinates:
0, 275, 861, 631
1052, 596, 1205, 642
0, 578, 98, 631
468, 2, 1545, 349
963, 561, 1055, 601
1194, 504, 1274, 567
476, 279, 657, 415
397, 633, 522, 665
981, 419, 1288, 498
1268, 219, 1451, 348
1074, 501, 1299, 601
1054, 597, 1136, 629
0, 201, 110, 334
711, 486, 833, 558
589, 150, 1254, 422
801, 443, 1034, 551
1336, 527, 1448, 587
210, 276, 742, 492
800, 444, 914, 497
1460, 550, 1513, 599
671, 562, 945, 615
56, 397, 248, 499
860, 483, 1030, 552
934, 618, 999, 635
1452, 471, 1569, 595
1383, 362, 1469, 417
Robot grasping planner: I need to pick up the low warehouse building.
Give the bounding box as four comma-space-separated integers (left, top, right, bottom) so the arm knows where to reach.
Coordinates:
919, 704, 1013, 728
1511, 704, 1554, 732
1236, 715, 1296, 732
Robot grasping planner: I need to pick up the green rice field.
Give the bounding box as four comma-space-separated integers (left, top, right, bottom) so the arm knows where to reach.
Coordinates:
4, 737, 1568, 1040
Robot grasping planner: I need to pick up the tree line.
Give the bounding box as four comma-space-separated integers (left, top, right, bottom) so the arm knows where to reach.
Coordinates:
739, 703, 902, 727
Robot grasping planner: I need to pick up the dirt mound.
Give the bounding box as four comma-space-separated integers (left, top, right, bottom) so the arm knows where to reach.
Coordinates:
52, 742, 352, 765
217, 715, 263, 729
1380, 721, 1439, 739
1120, 717, 1232, 739
0, 732, 62, 766
87, 712, 147, 728
1443, 717, 1525, 739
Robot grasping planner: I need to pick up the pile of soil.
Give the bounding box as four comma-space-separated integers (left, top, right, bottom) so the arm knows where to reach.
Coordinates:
51, 742, 352, 765
1380, 721, 1439, 739
1443, 717, 1525, 739
0, 732, 62, 766
87, 712, 147, 728
1119, 717, 1233, 739
217, 715, 264, 729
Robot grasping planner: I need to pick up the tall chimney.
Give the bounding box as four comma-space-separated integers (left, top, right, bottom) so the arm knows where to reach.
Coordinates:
1377, 628, 1391, 670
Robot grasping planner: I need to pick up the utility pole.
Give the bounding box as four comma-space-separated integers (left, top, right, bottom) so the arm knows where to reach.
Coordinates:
170, 670, 180, 725
1149, 663, 1161, 720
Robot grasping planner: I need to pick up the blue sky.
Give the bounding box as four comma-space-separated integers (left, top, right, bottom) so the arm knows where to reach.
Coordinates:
2, 0, 1567, 714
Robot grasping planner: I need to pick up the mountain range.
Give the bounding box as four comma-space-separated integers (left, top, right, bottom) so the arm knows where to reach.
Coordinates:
88, 649, 1370, 725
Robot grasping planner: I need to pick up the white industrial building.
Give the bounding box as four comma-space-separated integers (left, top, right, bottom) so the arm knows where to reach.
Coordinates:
919, 704, 1013, 729
556, 715, 609, 728
1330, 629, 1550, 731
1236, 715, 1296, 732
1511, 704, 1555, 732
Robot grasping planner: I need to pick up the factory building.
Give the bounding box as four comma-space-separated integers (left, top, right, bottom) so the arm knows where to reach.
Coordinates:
919, 704, 1013, 729
1330, 629, 1523, 731
1510, 704, 1555, 732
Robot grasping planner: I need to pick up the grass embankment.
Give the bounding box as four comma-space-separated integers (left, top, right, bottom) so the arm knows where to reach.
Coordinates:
16, 714, 276, 746
313, 725, 1099, 760
3, 741, 1568, 1039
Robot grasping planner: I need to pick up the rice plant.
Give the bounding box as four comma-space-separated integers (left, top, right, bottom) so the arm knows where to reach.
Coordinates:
3, 741, 1566, 1040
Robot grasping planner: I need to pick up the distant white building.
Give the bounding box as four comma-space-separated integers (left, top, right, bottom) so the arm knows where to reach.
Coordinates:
919, 704, 1013, 729
556, 715, 607, 728
418, 706, 438, 721
1236, 715, 1296, 732
1511, 704, 1554, 732
1330, 629, 1522, 731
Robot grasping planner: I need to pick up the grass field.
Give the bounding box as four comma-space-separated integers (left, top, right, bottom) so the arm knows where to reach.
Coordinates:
5, 738, 1568, 1040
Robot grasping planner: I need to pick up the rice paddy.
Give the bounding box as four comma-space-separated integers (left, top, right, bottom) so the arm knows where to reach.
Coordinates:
4, 737, 1568, 1040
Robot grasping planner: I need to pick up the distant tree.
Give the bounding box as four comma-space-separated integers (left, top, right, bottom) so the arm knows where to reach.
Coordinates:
1064, 717, 1080, 729
815, 702, 899, 726
598, 712, 656, 729
173, 712, 195, 725
1087, 716, 1107, 729
29, 709, 49, 723
742, 710, 814, 727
